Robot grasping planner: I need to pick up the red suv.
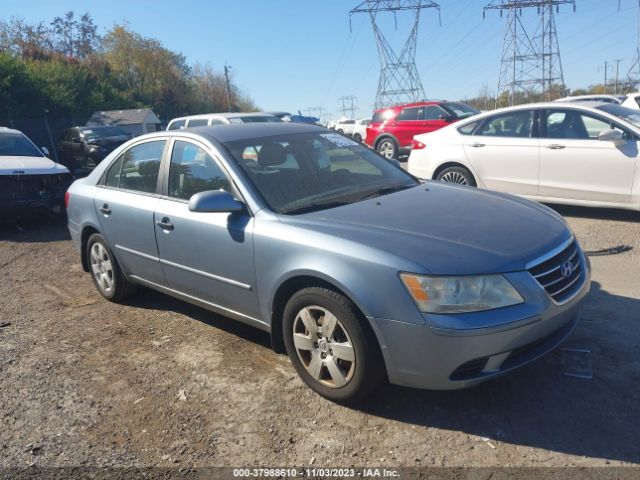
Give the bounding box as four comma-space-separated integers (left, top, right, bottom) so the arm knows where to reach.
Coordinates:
365, 101, 479, 159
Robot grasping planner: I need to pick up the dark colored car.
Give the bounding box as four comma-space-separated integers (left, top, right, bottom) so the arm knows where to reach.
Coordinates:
365, 101, 479, 159
57, 126, 131, 174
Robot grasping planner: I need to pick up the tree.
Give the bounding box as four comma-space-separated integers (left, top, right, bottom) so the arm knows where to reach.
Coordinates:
50, 11, 99, 58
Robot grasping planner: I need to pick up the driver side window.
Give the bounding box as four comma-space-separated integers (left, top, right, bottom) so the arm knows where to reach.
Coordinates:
168, 141, 232, 200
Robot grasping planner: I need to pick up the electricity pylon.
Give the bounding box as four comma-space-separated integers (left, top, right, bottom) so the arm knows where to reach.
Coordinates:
350, 1, 440, 110
484, 0, 575, 105
624, 0, 640, 92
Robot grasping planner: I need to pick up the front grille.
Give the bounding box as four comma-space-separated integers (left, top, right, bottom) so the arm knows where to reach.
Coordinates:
528, 239, 584, 304
0, 174, 71, 203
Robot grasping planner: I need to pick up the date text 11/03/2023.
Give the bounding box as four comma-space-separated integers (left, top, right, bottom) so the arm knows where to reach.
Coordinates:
232, 468, 400, 478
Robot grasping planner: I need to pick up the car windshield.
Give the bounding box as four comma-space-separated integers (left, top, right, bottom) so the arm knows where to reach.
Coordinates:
0, 132, 43, 157
81, 127, 127, 140
596, 104, 640, 128
442, 102, 480, 119
223, 132, 419, 214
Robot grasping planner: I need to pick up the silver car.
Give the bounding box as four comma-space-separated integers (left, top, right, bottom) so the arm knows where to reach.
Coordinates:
66, 123, 590, 402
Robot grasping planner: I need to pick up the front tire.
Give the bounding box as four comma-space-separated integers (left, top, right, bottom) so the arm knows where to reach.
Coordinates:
436, 166, 476, 187
376, 137, 398, 159
283, 287, 385, 403
86, 233, 137, 302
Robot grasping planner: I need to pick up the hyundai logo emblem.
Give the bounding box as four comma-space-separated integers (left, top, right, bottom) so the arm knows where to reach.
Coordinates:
560, 261, 573, 278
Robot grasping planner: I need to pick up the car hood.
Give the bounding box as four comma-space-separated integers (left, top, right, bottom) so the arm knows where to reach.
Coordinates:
279, 182, 571, 275
0, 156, 70, 175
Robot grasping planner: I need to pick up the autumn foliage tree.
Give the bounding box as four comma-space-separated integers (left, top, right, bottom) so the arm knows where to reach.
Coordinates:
0, 12, 257, 125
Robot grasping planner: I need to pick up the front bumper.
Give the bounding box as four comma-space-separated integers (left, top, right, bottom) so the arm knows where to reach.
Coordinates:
1, 173, 71, 216
369, 255, 591, 390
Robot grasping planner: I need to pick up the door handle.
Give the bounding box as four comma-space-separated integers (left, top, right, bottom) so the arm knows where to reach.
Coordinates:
156, 217, 174, 231
99, 204, 111, 215
469, 143, 485, 148
545, 144, 566, 149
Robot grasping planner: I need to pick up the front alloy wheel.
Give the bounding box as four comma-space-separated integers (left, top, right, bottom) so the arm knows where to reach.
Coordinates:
292, 306, 356, 388
283, 287, 385, 403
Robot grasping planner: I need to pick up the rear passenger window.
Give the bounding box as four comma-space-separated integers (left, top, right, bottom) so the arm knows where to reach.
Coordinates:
117, 141, 165, 193
169, 141, 231, 200
168, 120, 185, 130
422, 106, 444, 120
478, 111, 533, 138
397, 107, 421, 121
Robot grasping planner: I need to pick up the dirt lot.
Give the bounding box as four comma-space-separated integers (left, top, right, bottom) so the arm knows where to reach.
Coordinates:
1, 205, 639, 474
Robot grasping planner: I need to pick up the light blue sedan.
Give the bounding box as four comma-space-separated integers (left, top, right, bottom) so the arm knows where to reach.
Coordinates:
66, 123, 590, 402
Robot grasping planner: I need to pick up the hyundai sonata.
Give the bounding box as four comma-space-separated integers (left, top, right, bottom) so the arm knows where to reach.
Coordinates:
66, 123, 590, 402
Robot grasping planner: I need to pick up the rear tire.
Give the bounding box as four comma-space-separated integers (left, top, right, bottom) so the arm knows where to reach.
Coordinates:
436, 166, 476, 187
283, 287, 385, 403
86, 233, 137, 302
353, 132, 362, 142
376, 137, 398, 159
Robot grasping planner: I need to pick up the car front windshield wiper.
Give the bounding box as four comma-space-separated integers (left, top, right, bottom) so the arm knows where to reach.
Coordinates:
281, 199, 352, 215
355, 183, 416, 201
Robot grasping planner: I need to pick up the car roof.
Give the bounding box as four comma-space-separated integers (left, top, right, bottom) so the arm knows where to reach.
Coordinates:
374, 100, 446, 112
171, 122, 325, 143
0, 126, 24, 135
170, 112, 277, 122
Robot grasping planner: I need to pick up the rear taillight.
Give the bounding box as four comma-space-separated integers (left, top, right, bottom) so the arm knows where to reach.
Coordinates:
64, 190, 70, 209
411, 139, 426, 150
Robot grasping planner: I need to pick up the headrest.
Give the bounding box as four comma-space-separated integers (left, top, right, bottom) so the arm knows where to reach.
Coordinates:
138, 160, 160, 175
258, 143, 287, 167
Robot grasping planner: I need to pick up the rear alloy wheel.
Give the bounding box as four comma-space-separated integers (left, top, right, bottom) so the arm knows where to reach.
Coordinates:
283, 287, 385, 403
376, 138, 397, 159
436, 166, 476, 187
86, 233, 137, 302
353, 133, 362, 142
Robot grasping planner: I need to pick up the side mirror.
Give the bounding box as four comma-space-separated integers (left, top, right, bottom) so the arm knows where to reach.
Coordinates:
188, 190, 244, 213
41, 146, 50, 156
439, 114, 454, 122
598, 129, 625, 144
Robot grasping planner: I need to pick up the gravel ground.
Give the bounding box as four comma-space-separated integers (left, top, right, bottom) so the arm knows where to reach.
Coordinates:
0, 204, 639, 474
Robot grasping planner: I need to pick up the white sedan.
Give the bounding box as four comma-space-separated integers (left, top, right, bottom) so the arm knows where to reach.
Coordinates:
407, 102, 640, 211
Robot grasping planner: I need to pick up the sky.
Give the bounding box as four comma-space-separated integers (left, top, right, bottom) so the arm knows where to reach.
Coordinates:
3, 0, 639, 120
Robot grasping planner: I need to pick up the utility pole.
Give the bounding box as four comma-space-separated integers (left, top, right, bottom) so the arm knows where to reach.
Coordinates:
613, 58, 623, 94
349, 1, 440, 110
599, 61, 610, 93
224, 64, 232, 112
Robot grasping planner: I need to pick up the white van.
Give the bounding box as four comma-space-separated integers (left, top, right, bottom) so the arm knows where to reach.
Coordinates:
166, 112, 281, 131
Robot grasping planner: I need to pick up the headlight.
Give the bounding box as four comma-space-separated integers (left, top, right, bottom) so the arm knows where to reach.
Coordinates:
400, 273, 524, 314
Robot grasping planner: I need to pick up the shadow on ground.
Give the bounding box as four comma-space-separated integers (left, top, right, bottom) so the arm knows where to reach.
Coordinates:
123, 275, 639, 464
355, 280, 640, 464
0, 216, 70, 243
547, 203, 640, 222
123, 288, 272, 351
